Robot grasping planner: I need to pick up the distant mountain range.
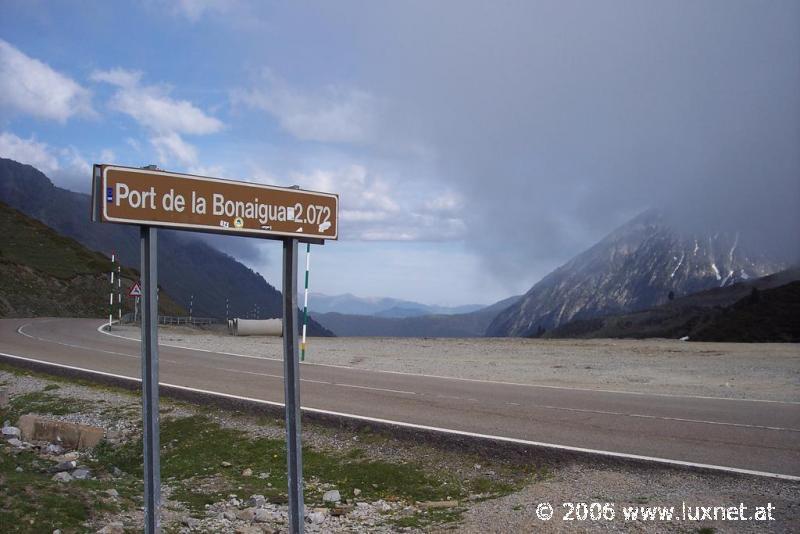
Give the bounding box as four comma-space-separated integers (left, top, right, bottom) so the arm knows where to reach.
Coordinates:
546, 267, 800, 341
487, 209, 785, 337
0, 158, 332, 335
311, 295, 521, 337
306, 293, 485, 318
0, 201, 184, 318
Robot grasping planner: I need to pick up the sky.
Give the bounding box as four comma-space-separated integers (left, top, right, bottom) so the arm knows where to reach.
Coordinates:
1, 1, 798, 306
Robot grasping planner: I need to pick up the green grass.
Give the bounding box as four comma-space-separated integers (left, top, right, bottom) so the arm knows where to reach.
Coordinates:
95, 415, 503, 516
390, 507, 466, 529
4, 390, 93, 422
0, 448, 128, 532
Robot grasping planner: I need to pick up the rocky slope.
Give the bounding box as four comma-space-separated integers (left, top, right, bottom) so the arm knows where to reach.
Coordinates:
545, 267, 800, 341
487, 210, 784, 337
0, 202, 184, 318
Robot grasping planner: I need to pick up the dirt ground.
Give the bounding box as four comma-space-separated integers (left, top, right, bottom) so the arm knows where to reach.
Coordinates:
113, 325, 800, 402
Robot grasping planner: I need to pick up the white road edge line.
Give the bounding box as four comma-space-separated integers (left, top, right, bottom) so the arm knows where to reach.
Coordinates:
1, 349, 798, 482
94, 322, 800, 406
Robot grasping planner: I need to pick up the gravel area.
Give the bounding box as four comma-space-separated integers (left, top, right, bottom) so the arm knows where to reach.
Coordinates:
113, 325, 800, 402
450, 463, 800, 533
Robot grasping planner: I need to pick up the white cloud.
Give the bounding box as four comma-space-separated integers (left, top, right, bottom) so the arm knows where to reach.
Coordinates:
151, 132, 198, 166
92, 68, 223, 135
92, 68, 222, 167
0, 132, 60, 173
258, 163, 465, 242
233, 72, 377, 144
0, 39, 94, 122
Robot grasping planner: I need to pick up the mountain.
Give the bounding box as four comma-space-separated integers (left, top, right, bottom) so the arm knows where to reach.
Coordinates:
0, 201, 184, 318
311, 294, 521, 337
487, 210, 784, 337
306, 292, 485, 317
545, 267, 800, 341
0, 158, 332, 335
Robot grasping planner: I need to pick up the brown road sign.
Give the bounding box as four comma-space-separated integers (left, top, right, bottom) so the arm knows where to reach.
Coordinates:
92, 165, 338, 241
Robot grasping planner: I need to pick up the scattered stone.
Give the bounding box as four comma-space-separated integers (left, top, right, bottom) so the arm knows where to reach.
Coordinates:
53, 530, 61, 534
111, 466, 123, 477
253, 509, 272, 523
15, 466, 23, 472
258, 472, 269, 479
375, 500, 392, 512
222, 511, 236, 521
105, 489, 119, 498
353, 488, 361, 496
18, 415, 104, 449
234, 527, 262, 534
72, 469, 91, 480
96, 522, 124, 534
59, 451, 80, 462
7, 438, 23, 448
51, 460, 77, 473
2, 425, 20, 438
45, 443, 64, 455
242, 467, 253, 477
473, 463, 481, 470
322, 489, 341, 503
181, 517, 199, 529
52, 471, 73, 482
306, 511, 326, 524
330, 504, 353, 517
221, 461, 232, 467
236, 508, 257, 521
247, 494, 266, 507
0, 389, 7, 407
419, 500, 460, 509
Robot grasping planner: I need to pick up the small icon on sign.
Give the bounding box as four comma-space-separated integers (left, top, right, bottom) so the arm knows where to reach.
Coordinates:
219, 220, 230, 228
260, 225, 272, 230
296, 227, 304, 233
318, 221, 331, 232
234, 217, 244, 228
106, 187, 113, 202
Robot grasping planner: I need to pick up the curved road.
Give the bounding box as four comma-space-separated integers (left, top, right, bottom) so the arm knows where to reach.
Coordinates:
1, 318, 798, 479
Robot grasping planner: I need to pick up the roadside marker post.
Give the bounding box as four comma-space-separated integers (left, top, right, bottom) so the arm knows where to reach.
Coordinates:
301, 243, 310, 361
92, 164, 338, 533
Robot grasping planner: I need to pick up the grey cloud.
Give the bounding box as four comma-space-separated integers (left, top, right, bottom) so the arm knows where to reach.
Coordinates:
307, 0, 800, 281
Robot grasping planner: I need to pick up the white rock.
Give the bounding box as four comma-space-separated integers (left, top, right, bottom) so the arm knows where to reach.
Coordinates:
105, 489, 119, 498
15, 466, 23, 472
52, 472, 73, 482
46, 443, 64, 455
7, 438, 23, 448
306, 511, 326, 524
247, 494, 266, 507
2, 426, 20, 438
72, 469, 91, 480
353, 488, 361, 496
322, 489, 341, 503
96, 522, 124, 534
242, 468, 253, 477
253, 509, 272, 523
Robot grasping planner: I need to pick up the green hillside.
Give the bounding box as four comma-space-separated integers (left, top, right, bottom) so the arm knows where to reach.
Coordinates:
0, 201, 184, 318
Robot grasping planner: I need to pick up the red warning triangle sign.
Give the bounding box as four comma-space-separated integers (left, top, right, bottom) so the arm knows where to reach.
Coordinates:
128, 281, 142, 297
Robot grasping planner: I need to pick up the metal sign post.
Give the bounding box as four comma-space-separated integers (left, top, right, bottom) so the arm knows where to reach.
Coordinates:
282, 238, 304, 532
140, 226, 161, 533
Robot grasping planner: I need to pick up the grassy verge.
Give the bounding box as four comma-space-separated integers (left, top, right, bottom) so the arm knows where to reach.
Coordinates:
0, 365, 538, 531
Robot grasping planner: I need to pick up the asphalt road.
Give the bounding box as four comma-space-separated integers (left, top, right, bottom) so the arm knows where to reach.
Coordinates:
1, 317, 798, 478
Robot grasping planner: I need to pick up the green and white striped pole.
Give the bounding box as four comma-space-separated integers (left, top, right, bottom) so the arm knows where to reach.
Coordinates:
301, 243, 310, 361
